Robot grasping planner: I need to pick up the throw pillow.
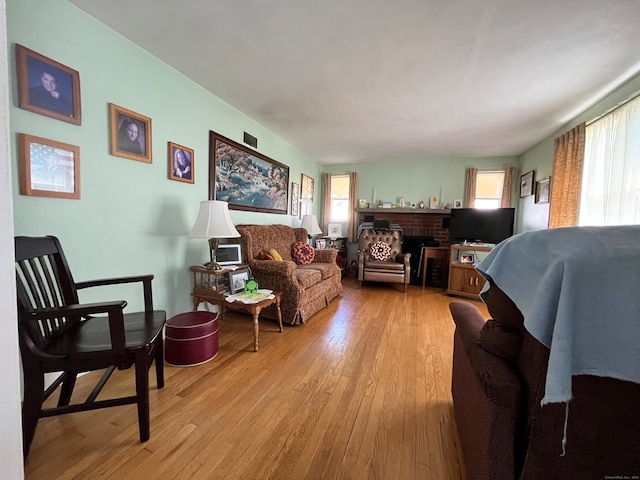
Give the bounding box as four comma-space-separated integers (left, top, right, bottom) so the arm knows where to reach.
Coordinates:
268, 248, 283, 261
258, 251, 274, 261
370, 241, 391, 261
292, 241, 315, 265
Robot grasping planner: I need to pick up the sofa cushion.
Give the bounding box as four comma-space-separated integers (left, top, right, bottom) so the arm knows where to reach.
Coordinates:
479, 319, 523, 363
294, 267, 323, 289
292, 242, 315, 265
298, 262, 341, 279
370, 241, 391, 261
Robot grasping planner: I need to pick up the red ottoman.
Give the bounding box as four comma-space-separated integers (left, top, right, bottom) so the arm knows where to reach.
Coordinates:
165, 311, 219, 366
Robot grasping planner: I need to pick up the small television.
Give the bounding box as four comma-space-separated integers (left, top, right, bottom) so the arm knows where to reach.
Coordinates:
449, 208, 515, 245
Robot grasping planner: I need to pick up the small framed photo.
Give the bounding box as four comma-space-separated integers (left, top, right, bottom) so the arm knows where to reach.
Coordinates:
18, 133, 80, 199
453, 199, 463, 208
168, 142, 194, 183
535, 177, 551, 204
228, 268, 250, 294
328, 223, 342, 239
109, 103, 152, 163
316, 238, 326, 249
216, 244, 243, 266
301, 173, 314, 202
15, 44, 81, 125
520, 170, 535, 197
291, 182, 300, 216
460, 253, 475, 264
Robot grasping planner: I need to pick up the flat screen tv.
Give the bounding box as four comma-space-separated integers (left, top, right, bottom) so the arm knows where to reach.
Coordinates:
449, 208, 515, 245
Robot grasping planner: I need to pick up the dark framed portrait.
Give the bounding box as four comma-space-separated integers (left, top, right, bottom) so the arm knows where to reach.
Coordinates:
18, 133, 80, 199
520, 170, 534, 197
209, 131, 289, 214
15, 44, 81, 125
109, 103, 152, 163
168, 142, 194, 184
535, 176, 551, 204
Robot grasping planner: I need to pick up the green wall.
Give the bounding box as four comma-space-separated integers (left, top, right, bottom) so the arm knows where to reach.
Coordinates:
323, 156, 518, 209
8, 0, 322, 316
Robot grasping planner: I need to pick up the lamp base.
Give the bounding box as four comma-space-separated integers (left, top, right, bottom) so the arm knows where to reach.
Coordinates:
204, 260, 223, 271
206, 238, 222, 271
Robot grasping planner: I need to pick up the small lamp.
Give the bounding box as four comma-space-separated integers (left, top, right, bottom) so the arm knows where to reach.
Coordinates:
188, 200, 240, 270
301, 214, 322, 243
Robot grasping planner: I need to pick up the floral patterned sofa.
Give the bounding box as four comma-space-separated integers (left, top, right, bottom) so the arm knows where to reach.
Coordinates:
234, 224, 343, 325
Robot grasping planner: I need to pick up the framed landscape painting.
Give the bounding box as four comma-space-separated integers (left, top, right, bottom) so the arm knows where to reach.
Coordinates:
209, 131, 289, 214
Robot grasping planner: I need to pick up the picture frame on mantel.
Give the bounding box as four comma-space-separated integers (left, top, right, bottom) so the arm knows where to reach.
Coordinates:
520, 170, 534, 197
210, 131, 289, 215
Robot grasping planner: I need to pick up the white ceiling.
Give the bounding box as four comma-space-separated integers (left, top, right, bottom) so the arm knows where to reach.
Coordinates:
70, 0, 640, 164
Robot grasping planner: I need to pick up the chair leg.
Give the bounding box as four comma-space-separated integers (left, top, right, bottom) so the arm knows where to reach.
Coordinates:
134, 351, 151, 442
22, 368, 45, 459
57, 372, 78, 407
155, 334, 165, 389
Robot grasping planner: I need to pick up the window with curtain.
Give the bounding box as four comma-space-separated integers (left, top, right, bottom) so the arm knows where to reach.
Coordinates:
328, 175, 350, 221
464, 167, 515, 209
579, 95, 640, 226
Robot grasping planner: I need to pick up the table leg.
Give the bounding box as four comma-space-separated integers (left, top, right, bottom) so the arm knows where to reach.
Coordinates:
252, 307, 260, 352
275, 296, 283, 332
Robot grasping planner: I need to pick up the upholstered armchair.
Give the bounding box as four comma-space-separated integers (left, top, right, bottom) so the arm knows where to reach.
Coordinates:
357, 229, 411, 291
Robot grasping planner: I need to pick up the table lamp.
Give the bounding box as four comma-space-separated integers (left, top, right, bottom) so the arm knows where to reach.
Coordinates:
301, 214, 322, 244
188, 200, 240, 270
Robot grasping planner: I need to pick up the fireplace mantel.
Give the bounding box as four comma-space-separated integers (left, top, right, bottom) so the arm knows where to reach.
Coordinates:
356, 208, 451, 215
356, 208, 451, 244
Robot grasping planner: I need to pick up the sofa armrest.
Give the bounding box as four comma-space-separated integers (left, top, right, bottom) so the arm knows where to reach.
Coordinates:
450, 301, 521, 408
313, 248, 337, 264
249, 259, 297, 278
395, 252, 411, 267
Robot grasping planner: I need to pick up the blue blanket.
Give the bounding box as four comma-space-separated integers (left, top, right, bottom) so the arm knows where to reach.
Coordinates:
476, 225, 640, 405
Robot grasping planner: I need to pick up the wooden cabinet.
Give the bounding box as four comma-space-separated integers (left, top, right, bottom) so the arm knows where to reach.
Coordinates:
447, 244, 493, 299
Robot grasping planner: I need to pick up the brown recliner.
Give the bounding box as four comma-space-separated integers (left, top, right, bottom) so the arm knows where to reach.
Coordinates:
449, 282, 640, 480
357, 229, 410, 291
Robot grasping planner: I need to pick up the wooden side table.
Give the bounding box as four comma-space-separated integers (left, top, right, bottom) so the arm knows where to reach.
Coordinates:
189, 265, 283, 352
421, 246, 450, 290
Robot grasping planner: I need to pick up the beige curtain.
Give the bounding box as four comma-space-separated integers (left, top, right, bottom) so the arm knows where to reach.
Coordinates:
347, 172, 358, 243
501, 167, 516, 207
464, 168, 477, 208
322, 173, 331, 233
548, 123, 586, 228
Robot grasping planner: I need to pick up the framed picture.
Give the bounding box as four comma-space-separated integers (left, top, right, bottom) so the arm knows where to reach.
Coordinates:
15, 44, 81, 125
328, 223, 342, 239
228, 268, 250, 294
460, 253, 475, 264
210, 131, 289, 215
291, 182, 300, 216
520, 170, 534, 197
215, 244, 243, 266
18, 133, 80, 199
301, 174, 314, 201
535, 177, 551, 204
168, 142, 194, 183
316, 238, 326, 249
429, 196, 440, 209
453, 199, 463, 208
299, 200, 311, 220
109, 103, 152, 163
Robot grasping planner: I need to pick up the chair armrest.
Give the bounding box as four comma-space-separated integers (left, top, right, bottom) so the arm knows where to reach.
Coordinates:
23, 301, 129, 363
313, 249, 337, 263
75, 274, 155, 312
395, 252, 411, 266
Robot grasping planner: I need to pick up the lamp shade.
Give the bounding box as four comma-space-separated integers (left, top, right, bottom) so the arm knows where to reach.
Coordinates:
301, 214, 322, 235
188, 200, 240, 238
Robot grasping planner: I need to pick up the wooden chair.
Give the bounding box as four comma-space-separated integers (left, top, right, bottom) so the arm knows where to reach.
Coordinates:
15, 235, 166, 459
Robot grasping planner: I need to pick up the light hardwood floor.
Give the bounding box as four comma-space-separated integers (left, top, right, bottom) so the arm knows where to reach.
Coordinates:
24, 278, 489, 480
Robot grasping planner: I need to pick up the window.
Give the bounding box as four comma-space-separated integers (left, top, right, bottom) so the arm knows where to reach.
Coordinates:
328, 174, 350, 222
474, 171, 505, 209
579, 95, 640, 226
